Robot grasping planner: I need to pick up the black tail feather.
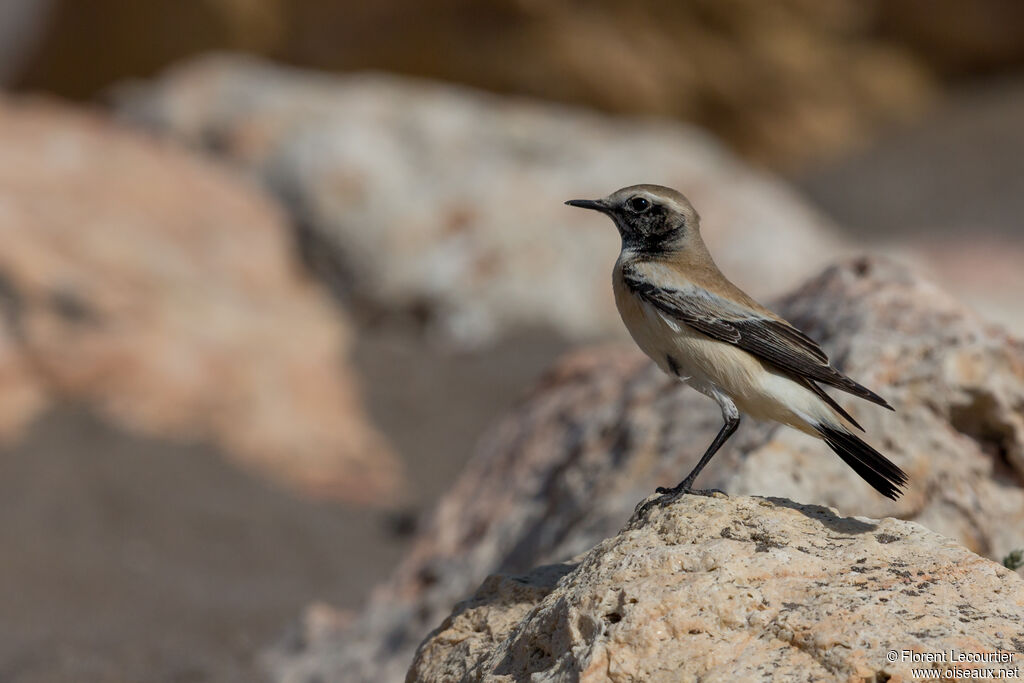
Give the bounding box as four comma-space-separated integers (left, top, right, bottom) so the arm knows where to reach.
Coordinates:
817, 425, 908, 500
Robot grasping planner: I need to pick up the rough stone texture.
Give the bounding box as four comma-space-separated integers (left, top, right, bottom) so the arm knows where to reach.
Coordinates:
0, 96, 401, 504
267, 256, 1024, 682
115, 55, 845, 347
409, 495, 1024, 682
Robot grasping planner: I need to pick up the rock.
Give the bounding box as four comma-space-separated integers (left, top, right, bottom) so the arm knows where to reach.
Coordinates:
408, 495, 1024, 682
0, 96, 402, 504
115, 54, 845, 348
267, 256, 1024, 681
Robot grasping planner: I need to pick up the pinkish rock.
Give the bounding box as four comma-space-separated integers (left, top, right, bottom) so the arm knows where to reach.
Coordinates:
409, 495, 1024, 682
0, 96, 402, 504
267, 256, 1024, 681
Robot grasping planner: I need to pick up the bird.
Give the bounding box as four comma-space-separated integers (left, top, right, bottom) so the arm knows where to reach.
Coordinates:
566, 184, 907, 508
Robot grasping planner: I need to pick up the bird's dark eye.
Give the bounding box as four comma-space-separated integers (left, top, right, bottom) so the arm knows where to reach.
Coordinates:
627, 197, 651, 213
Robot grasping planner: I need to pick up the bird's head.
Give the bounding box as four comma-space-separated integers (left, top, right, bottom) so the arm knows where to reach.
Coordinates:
566, 184, 700, 257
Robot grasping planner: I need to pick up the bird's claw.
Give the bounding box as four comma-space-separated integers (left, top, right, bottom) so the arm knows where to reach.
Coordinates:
634, 486, 728, 520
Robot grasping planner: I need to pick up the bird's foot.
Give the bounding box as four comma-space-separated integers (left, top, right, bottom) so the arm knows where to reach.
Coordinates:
634, 484, 727, 519
654, 484, 726, 498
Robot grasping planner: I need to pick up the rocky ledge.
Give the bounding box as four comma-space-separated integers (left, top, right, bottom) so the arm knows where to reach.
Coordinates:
409, 494, 1024, 682
266, 256, 1024, 682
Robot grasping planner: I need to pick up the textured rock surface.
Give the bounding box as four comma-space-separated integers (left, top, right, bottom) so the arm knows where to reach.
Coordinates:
0, 96, 401, 503
409, 495, 1024, 682
116, 55, 845, 347
267, 256, 1024, 682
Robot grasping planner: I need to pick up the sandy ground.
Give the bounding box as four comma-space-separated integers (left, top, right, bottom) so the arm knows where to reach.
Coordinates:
0, 327, 567, 683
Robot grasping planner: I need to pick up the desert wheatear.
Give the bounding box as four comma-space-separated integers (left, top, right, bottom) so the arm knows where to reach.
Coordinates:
567, 185, 907, 507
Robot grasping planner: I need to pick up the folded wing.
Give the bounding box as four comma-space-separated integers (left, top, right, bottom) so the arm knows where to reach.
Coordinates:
622, 269, 893, 413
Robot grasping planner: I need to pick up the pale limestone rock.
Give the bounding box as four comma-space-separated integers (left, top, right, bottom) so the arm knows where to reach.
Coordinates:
409, 495, 1024, 682
267, 256, 1024, 681
116, 54, 845, 347
0, 97, 401, 504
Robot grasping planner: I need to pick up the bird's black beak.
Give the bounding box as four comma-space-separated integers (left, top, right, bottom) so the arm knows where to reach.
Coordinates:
565, 198, 609, 213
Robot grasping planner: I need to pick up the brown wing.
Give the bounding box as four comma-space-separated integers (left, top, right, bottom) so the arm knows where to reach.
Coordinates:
623, 270, 893, 411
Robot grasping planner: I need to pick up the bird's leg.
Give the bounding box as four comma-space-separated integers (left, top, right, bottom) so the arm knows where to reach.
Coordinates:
641, 393, 740, 512
657, 414, 738, 495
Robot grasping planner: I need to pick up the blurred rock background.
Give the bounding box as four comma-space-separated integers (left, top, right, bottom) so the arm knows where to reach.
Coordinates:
7, 0, 1024, 167
0, 1, 1022, 681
